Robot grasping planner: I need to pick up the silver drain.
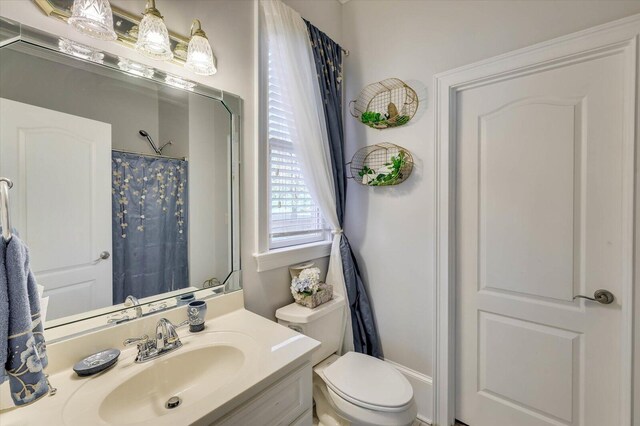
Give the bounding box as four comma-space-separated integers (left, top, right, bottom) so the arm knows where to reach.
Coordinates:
165, 396, 182, 409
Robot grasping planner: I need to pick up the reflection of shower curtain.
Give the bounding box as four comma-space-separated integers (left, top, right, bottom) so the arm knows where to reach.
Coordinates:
111, 151, 189, 304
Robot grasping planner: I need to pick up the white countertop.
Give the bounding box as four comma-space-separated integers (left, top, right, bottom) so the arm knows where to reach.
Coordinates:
0, 295, 319, 426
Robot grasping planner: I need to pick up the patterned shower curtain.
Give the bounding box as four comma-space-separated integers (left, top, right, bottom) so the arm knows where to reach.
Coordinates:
111, 151, 189, 304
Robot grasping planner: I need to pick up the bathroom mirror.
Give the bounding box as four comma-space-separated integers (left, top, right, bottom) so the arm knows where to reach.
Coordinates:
0, 18, 241, 332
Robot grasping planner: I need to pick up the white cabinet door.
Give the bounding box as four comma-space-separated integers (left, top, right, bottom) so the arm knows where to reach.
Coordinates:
0, 98, 112, 320
214, 364, 312, 426
455, 45, 630, 425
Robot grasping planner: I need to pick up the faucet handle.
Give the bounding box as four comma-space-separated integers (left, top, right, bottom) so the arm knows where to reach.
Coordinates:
167, 321, 189, 342
123, 334, 153, 363
123, 334, 149, 347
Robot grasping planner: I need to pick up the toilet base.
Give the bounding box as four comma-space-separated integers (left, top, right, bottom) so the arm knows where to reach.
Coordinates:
314, 377, 350, 426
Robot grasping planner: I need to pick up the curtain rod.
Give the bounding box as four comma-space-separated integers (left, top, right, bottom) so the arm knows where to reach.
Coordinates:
112, 148, 188, 162
342, 47, 349, 56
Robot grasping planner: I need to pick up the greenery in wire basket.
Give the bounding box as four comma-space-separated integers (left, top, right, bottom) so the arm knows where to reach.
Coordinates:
358, 150, 408, 186
360, 111, 384, 125
360, 103, 411, 129
360, 110, 410, 129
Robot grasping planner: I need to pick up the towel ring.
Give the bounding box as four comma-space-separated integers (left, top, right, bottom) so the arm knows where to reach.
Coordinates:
0, 177, 13, 242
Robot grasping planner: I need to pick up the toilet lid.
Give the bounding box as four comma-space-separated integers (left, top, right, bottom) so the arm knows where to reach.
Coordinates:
322, 352, 413, 411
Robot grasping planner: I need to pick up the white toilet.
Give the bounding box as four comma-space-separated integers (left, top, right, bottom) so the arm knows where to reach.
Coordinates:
276, 295, 417, 426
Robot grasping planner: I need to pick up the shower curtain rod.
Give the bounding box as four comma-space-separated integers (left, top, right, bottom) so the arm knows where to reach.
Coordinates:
112, 148, 187, 162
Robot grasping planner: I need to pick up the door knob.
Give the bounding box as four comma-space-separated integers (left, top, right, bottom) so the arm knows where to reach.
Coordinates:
573, 289, 615, 305
95, 251, 111, 262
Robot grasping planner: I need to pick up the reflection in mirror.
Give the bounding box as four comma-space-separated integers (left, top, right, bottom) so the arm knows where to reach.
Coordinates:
0, 39, 239, 330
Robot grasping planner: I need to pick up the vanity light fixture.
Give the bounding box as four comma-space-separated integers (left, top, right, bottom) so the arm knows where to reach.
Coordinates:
117, 57, 155, 79
164, 74, 196, 91
135, 0, 173, 61
68, 0, 117, 40
173, 42, 189, 62
58, 38, 105, 64
185, 19, 217, 76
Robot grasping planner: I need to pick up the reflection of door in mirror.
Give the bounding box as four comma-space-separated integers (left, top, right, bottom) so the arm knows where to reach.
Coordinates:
0, 98, 112, 320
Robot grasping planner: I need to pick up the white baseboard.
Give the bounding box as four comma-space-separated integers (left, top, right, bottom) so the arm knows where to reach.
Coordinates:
385, 359, 433, 424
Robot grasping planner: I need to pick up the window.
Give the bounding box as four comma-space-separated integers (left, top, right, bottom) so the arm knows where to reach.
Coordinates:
267, 49, 327, 249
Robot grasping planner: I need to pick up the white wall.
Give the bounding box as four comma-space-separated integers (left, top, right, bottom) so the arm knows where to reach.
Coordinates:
341, 0, 640, 420
188, 95, 231, 287
157, 89, 189, 158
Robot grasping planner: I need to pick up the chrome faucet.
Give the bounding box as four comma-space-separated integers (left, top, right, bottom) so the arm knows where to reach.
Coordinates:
155, 318, 185, 351
124, 295, 143, 319
123, 318, 188, 363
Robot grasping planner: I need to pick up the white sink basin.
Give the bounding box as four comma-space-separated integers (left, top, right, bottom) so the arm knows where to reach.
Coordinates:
100, 345, 243, 424
63, 331, 262, 426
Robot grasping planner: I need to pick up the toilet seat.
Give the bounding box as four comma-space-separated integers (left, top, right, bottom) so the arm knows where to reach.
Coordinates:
321, 352, 414, 413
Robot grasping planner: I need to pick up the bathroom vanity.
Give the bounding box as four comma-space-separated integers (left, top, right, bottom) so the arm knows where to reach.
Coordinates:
0, 291, 320, 425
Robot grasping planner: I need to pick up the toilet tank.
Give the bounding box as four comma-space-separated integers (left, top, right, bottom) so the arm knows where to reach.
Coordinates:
276, 295, 345, 366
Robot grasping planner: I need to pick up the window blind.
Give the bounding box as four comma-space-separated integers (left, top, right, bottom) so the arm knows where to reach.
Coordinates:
267, 50, 326, 249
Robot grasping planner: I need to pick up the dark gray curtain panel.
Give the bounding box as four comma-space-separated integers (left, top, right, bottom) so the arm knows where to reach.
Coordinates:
305, 20, 382, 358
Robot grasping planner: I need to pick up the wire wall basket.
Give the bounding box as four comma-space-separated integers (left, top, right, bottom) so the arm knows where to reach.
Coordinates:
349, 78, 418, 129
348, 143, 413, 186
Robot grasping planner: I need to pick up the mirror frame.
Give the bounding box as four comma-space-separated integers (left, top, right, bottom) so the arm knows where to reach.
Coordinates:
0, 16, 242, 338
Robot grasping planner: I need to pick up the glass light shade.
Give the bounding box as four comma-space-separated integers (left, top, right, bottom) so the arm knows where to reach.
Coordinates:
68, 0, 117, 40
186, 34, 217, 75
135, 13, 173, 61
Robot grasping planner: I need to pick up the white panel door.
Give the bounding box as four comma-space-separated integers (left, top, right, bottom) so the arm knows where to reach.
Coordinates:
455, 48, 628, 425
0, 98, 112, 320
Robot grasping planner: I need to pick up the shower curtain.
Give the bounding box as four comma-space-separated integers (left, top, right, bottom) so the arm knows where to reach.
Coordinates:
111, 151, 189, 304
